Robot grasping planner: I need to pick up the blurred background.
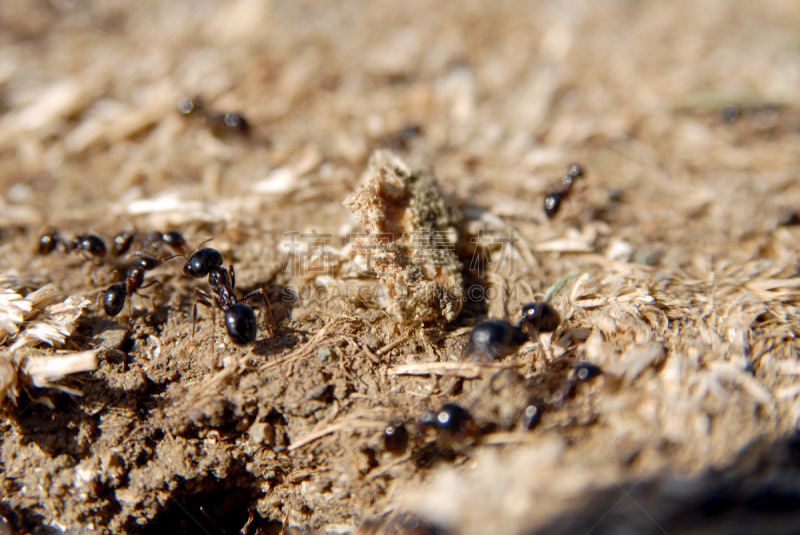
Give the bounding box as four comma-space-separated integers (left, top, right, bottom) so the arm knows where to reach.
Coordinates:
3, 0, 800, 533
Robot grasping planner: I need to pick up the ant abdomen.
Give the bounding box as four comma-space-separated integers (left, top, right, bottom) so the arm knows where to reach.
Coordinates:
224, 303, 258, 345
38, 231, 62, 255
103, 284, 127, 317
160, 230, 187, 254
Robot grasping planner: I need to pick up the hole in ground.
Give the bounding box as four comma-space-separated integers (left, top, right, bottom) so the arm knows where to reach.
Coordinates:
139, 469, 280, 535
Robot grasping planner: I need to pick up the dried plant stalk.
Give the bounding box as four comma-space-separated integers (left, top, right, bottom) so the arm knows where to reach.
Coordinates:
24, 350, 98, 389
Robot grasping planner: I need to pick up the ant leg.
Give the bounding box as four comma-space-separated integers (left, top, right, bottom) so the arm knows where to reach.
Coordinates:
132, 290, 157, 316
242, 288, 277, 337
140, 279, 164, 294
192, 290, 215, 339
230, 264, 236, 290
192, 299, 214, 340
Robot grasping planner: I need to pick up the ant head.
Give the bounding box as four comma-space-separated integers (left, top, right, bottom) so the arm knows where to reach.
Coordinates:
183, 248, 223, 278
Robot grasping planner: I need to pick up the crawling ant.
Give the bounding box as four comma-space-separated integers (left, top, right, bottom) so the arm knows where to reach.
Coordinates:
178, 97, 250, 138
38, 230, 107, 261
520, 359, 603, 419
99, 264, 164, 317
38, 230, 63, 255
98, 250, 182, 317
544, 164, 584, 218
69, 235, 107, 261
465, 301, 560, 362
161, 242, 277, 344
38, 231, 107, 284
192, 263, 277, 345
419, 403, 479, 451
111, 230, 187, 256
383, 419, 409, 455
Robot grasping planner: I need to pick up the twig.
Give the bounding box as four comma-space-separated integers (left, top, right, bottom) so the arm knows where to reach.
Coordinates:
388, 360, 523, 379
288, 415, 384, 452
376, 335, 412, 355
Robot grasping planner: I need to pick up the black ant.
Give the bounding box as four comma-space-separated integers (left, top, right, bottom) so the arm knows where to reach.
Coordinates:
111, 230, 187, 256
192, 263, 277, 345
69, 235, 108, 261
465, 301, 560, 362
178, 97, 250, 138
98, 252, 179, 317
99, 265, 162, 317
544, 164, 585, 218
38, 230, 63, 255
163, 243, 276, 344
38, 230, 107, 262
419, 403, 480, 451
383, 419, 409, 455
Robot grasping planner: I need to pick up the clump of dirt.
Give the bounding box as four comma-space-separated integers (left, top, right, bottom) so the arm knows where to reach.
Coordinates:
344, 150, 463, 324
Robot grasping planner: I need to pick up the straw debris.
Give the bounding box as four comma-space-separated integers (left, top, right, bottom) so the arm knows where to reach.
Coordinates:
0, 281, 96, 403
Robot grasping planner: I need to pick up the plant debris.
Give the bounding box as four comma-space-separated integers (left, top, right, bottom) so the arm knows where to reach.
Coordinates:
0, 281, 95, 403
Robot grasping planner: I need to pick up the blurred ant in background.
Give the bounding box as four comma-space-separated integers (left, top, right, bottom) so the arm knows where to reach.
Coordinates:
38, 230, 107, 263
465, 301, 561, 362
39, 228, 187, 263
111, 229, 187, 257
178, 97, 250, 138
544, 164, 585, 218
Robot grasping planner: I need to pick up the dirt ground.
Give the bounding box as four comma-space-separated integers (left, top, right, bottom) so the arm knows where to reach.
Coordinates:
2, 0, 800, 533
